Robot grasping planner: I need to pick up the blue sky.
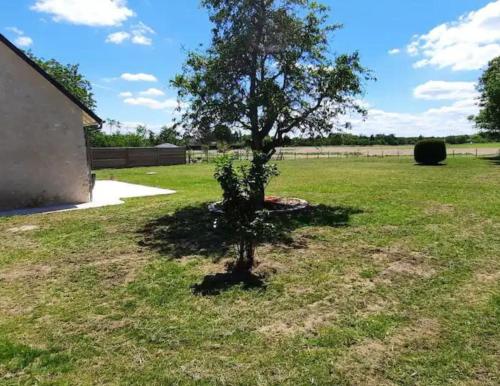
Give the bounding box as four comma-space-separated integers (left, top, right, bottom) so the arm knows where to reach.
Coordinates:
1, 0, 499, 136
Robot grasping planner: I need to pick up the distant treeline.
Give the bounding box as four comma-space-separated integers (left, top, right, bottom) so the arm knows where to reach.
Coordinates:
87, 121, 497, 148
87, 123, 185, 148
284, 133, 496, 147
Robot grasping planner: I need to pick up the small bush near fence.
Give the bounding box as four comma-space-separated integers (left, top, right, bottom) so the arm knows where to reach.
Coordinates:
414, 140, 447, 165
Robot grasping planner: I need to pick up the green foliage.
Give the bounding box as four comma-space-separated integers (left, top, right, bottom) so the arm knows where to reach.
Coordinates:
87, 121, 186, 148
88, 122, 152, 147
155, 126, 183, 146
414, 140, 447, 165
213, 125, 234, 144
214, 154, 279, 271
172, 0, 371, 160
472, 56, 500, 138
26, 51, 96, 111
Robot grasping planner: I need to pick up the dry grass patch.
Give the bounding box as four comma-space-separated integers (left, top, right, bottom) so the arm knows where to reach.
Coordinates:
0, 263, 53, 283
369, 246, 437, 281
336, 318, 441, 385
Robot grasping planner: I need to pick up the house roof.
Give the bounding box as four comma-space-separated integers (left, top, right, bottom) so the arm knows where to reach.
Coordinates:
155, 143, 179, 148
0, 33, 102, 126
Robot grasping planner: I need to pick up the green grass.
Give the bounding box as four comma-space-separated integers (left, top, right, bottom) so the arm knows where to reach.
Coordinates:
0, 157, 499, 385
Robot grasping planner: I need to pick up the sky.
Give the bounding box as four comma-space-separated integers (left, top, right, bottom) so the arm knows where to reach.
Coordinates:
1, 0, 499, 137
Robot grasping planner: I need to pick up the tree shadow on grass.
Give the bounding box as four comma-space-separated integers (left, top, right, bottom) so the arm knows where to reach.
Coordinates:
191, 271, 266, 296
139, 202, 362, 295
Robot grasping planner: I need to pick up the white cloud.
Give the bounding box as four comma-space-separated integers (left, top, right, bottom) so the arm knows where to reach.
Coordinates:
407, 0, 500, 71
349, 98, 478, 137
5, 26, 34, 47
31, 0, 135, 27
15, 36, 34, 48
123, 97, 178, 110
139, 88, 165, 97
388, 48, 401, 55
6, 26, 24, 35
414, 81, 478, 101
118, 91, 133, 98
130, 22, 154, 45
105, 22, 155, 45
106, 31, 130, 44
131, 34, 152, 46
120, 73, 158, 82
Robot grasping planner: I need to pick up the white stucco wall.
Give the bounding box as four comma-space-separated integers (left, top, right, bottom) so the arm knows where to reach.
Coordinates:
0, 40, 91, 210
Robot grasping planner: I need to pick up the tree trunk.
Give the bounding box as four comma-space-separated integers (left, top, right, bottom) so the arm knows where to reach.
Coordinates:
250, 150, 268, 210
234, 239, 255, 273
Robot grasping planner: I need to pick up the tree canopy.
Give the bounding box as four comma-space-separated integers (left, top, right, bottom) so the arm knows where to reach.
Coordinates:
172, 0, 372, 161
472, 56, 500, 138
27, 51, 96, 111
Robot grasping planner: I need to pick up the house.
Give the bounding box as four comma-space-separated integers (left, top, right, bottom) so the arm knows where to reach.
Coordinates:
0, 34, 102, 211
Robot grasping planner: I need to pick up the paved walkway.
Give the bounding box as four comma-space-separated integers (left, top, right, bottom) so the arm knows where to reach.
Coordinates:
0, 181, 175, 217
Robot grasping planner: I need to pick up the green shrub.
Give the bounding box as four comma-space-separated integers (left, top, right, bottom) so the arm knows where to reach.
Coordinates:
414, 140, 447, 165
214, 154, 279, 272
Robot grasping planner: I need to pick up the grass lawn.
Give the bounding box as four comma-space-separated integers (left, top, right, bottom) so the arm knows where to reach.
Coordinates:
0, 157, 499, 385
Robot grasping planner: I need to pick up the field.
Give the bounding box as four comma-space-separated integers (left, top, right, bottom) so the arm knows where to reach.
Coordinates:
0, 157, 499, 384
189, 143, 500, 162
275, 143, 500, 156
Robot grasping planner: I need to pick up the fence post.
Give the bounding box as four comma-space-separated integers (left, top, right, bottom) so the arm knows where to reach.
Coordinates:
475, 148, 478, 158
295, 152, 297, 160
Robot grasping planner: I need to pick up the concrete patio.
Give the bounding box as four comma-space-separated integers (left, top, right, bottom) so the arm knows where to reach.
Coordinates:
0, 180, 175, 217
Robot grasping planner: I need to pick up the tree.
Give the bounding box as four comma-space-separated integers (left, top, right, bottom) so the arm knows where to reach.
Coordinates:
213, 124, 234, 144
156, 126, 182, 145
27, 52, 96, 110
472, 56, 500, 138
172, 0, 371, 205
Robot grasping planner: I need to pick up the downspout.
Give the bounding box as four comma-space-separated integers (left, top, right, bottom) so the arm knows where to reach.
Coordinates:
84, 122, 102, 202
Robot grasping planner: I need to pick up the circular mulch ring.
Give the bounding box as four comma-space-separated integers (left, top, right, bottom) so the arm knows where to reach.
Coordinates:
208, 196, 309, 214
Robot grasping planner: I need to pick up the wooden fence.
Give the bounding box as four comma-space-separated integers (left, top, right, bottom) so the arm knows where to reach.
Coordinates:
90, 147, 186, 169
